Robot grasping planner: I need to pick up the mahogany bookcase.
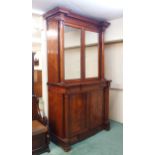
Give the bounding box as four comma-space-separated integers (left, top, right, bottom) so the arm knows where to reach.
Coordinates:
44, 7, 111, 151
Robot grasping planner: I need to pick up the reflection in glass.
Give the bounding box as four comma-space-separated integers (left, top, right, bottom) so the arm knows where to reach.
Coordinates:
85, 31, 98, 78
64, 26, 81, 80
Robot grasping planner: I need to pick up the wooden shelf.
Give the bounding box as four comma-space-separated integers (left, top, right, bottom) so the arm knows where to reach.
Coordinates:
64, 43, 98, 50
105, 39, 123, 45
64, 40, 123, 50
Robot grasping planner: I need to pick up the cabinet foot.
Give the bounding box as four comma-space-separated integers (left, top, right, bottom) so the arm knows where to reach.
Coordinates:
63, 145, 71, 152
103, 121, 110, 131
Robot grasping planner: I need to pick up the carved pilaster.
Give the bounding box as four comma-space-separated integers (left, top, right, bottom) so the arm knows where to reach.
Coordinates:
63, 94, 71, 151
103, 80, 111, 130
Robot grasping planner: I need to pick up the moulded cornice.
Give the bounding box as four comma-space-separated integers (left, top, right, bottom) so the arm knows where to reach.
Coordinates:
44, 7, 109, 28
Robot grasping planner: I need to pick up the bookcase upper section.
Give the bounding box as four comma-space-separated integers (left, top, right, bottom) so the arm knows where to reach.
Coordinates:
44, 7, 110, 83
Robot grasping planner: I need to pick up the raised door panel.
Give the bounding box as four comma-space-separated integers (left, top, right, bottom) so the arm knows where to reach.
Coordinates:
89, 90, 104, 129
69, 94, 87, 136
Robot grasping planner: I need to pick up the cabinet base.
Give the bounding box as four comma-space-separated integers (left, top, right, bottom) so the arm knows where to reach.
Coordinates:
51, 134, 71, 152
50, 122, 110, 152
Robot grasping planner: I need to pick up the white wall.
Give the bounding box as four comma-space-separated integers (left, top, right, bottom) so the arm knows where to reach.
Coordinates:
105, 17, 123, 42
104, 43, 123, 89
41, 19, 48, 116
104, 42, 123, 123
105, 17, 123, 123
109, 90, 123, 123
32, 15, 42, 71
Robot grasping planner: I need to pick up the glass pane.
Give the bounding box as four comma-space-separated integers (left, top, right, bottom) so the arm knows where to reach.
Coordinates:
85, 31, 98, 78
64, 26, 81, 80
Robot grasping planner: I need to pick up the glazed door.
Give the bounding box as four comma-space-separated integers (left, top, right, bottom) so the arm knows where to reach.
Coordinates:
64, 26, 81, 80
85, 31, 99, 79
69, 93, 88, 136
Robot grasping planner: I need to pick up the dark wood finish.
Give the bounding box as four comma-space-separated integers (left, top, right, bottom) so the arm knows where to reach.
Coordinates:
47, 19, 59, 83
59, 20, 64, 82
44, 7, 102, 26
34, 70, 42, 97
81, 29, 85, 80
69, 94, 87, 136
32, 53, 35, 95
89, 90, 103, 129
103, 81, 111, 130
32, 95, 50, 155
44, 7, 111, 151
47, 80, 111, 151
100, 31, 105, 80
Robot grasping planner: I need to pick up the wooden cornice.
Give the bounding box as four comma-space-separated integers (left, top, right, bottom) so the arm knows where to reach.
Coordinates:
43, 7, 110, 30
99, 21, 110, 32
43, 7, 69, 19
